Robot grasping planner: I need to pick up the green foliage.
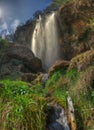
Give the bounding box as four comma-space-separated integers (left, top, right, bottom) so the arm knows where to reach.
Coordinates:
52, 0, 71, 7
0, 80, 46, 130
45, 69, 68, 107
53, 88, 67, 108
46, 69, 66, 88
91, 90, 94, 104
0, 37, 8, 48
89, 18, 94, 30
67, 68, 79, 84
71, 90, 94, 130
0, 65, 93, 130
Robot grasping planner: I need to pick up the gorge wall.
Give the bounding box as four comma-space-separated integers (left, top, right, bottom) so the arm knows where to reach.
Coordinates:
14, 0, 94, 69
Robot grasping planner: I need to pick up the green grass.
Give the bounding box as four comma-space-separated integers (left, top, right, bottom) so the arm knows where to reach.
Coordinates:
53, 88, 67, 108
89, 18, 94, 30
0, 66, 93, 130
67, 68, 80, 85
44, 69, 68, 107
0, 80, 46, 130
46, 69, 66, 88
0, 38, 8, 48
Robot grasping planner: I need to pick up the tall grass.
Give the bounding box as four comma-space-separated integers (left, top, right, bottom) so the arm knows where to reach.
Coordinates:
0, 80, 46, 130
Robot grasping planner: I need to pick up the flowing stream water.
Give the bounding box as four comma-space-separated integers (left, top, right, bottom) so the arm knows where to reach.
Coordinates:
31, 12, 60, 70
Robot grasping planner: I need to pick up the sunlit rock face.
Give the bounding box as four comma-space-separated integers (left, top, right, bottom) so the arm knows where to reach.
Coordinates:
14, 21, 35, 48
31, 12, 61, 70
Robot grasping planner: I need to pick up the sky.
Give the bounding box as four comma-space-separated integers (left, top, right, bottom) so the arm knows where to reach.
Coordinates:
0, 0, 52, 34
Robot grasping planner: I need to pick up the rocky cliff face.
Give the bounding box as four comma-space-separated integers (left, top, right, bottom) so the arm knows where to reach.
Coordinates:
0, 44, 43, 79
14, 1, 94, 62
14, 21, 35, 48
58, 0, 94, 60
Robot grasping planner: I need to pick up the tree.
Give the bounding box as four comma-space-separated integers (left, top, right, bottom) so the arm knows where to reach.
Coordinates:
33, 10, 43, 20
52, 0, 71, 7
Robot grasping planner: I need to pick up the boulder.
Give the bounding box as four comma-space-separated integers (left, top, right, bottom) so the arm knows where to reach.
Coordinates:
48, 60, 69, 76
21, 73, 37, 83
46, 105, 69, 130
0, 44, 43, 79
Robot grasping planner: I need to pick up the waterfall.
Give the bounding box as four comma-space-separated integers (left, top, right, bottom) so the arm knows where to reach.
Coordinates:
31, 12, 60, 70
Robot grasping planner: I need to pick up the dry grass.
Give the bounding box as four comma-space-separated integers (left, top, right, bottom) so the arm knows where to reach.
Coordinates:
69, 49, 94, 71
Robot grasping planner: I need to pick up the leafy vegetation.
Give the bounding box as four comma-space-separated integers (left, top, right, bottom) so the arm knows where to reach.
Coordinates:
67, 68, 80, 85
0, 80, 46, 130
0, 64, 94, 130
0, 37, 8, 49
68, 67, 94, 130
45, 65, 94, 130
46, 69, 66, 88
52, 0, 71, 7
89, 18, 94, 30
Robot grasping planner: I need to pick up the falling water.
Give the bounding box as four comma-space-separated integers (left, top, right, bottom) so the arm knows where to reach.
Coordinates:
31, 12, 60, 70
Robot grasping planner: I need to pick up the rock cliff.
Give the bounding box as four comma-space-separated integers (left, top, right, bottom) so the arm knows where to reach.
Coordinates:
0, 44, 43, 79
14, 0, 94, 62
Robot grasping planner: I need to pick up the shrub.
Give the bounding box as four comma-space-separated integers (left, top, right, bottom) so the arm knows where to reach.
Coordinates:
0, 37, 8, 49
52, 0, 71, 7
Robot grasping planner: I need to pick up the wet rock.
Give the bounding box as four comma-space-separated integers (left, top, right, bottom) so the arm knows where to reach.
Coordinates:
46, 105, 70, 130
42, 73, 49, 87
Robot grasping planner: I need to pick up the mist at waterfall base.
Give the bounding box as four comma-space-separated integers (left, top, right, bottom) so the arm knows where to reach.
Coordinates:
31, 12, 61, 71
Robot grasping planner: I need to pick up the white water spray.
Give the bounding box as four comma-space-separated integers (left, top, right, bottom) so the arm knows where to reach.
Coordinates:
31, 12, 60, 70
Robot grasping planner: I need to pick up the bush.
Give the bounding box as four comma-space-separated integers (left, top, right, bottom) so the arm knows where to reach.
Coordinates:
0, 37, 8, 49
52, 0, 71, 7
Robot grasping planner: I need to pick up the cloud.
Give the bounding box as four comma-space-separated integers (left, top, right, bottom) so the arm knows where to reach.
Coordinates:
0, 22, 7, 30
0, 21, 10, 38
0, 18, 20, 39
10, 19, 20, 32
